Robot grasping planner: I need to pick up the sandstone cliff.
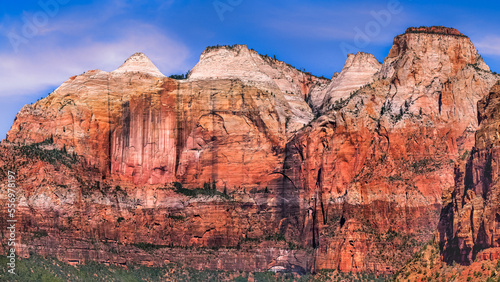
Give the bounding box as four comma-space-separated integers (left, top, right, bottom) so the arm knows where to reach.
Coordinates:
309, 52, 381, 112
188, 44, 330, 134
113, 52, 166, 77
6, 52, 289, 188
439, 81, 500, 265
280, 26, 499, 273
0, 50, 320, 273
393, 81, 500, 282
1, 26, 499, 275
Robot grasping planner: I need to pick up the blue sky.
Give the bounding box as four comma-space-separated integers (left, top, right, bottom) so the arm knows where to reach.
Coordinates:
1, 0, 500, 140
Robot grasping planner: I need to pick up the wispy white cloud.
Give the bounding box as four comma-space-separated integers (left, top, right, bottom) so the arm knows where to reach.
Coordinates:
0, 3, 190, 97
476, 36, 500, 56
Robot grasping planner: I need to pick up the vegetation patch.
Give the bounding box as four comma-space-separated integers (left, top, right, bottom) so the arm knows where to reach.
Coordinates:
16, 137, 78, 167
0, 253, 394, 281
166, 214, 186, 222
329, 83, 374, 112
405, 26, 468, 38
387, 175, 405, 182
132, 242, 169, 252
168, 71, 189, 80
81, 181, 113, 196
171, 181, 230, 199
460, 150, 470, 161
32, 230, 49, 239
409, 158, 441, 174
390, 99, 413, 123
237, 233, 303, 251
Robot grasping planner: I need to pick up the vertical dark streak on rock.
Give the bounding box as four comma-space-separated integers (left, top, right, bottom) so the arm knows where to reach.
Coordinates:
175, 81, 185, 176
438, 91, 443, 114
122, 102, 131, 150
107, 76, 112, 178
462, 154, 474, 205
317, 168, 327, 225
211, 90, 218, 184
277, 135, 301, 249
312, 195, 318, 249
482, 152, 493, 199
141, 95, 148, 170
473, 221, 488, 261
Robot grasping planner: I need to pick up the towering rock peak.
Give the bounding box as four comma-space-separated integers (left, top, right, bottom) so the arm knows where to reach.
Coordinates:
189, 44, 328, 96
374, 26, 499, 124
112, 52, 165, 77
310, 52, 381, 111
189, 44, 330, 134
189, 44, 274, 88
286, 29, 498, 274
380, 26, 480, 82
344, 52, 381, 69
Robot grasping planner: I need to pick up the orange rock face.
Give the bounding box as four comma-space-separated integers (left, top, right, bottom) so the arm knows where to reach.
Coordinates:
279, 28, 499, 273
1, 27, 499, 275
0, 52, 314, 272
439, 81, 500, 265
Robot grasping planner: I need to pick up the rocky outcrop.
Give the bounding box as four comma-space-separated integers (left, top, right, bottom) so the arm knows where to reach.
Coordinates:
394, 81, 500, 281
189, 45, 328, 98
188, 44, 330, 134
6, 53, 288, 187
0, 51, 316, 272
280, 27, 499, 273
1, 27, 499, 275
0, 141, 310, 272
112, 52, 166, 77
439, 81, 500, 265
310, 52, 381, 112
379, 27, 492, 121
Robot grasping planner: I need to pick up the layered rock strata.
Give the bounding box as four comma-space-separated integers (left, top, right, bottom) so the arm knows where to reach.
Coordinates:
1, 27, 499, 274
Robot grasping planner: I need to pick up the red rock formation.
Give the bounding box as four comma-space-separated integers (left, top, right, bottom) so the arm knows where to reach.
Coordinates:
393, 240, 500, 281
310, 52, 381, 112
188, 44, 330, 134
0, 51, 313, 272
439, 81, 500, 264
0, 27, 499, 275
280, 28, 499, 273
6, 54, 286, 188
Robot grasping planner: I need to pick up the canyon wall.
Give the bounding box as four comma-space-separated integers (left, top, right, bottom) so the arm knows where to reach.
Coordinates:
439, 81, 500, 265
1, 27, 499, 274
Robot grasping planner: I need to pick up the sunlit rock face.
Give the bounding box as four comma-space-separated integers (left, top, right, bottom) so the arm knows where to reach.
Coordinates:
310, 52, 381, 112
1, 50, 320, 272
189, 44, 330, 134
280, 27, 498, 272
439, 81, 500, 265
1, 27, 499, 274
112, 52, 166, 77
